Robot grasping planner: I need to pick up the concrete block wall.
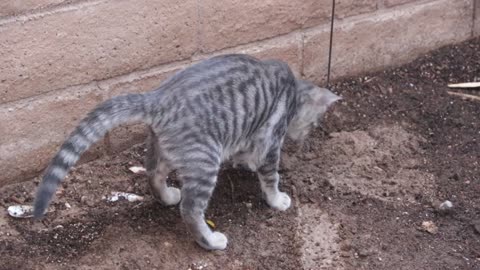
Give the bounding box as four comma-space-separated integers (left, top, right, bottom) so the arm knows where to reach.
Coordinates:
0, 0, 477, 187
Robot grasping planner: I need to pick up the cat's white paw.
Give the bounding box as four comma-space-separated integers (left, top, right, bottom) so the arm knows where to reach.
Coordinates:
209, 232, 228, 250
198, 231, 228, 250
162, 187, 181, 205
267, 192, 291, 211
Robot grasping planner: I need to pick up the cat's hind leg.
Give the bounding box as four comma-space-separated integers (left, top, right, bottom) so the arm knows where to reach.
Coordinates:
178, 163, 227, 250
145, 128, 181, 206
257, 147, 291, 211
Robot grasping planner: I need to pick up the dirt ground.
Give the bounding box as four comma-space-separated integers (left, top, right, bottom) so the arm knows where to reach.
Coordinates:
1, 37, 479, 270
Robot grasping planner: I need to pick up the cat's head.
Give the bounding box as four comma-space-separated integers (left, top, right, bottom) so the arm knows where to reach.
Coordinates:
287, 79, 341, 141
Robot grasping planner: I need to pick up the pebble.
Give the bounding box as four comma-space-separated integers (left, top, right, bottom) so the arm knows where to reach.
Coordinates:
356, 247, 375, 258
7, 205, 34, 218
104, 192, 144, 203
421, 221, 438, 234
128, 166, 147, 174
438, 200, 453, 212
9, 195, 25, 204
80, 195, 95, 207
472, 220, 480, 235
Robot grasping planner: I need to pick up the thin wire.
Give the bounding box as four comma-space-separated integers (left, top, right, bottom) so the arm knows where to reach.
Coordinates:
326, 0, 336, 87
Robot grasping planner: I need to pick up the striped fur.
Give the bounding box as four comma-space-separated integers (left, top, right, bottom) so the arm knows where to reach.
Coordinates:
33, 54, 340, 250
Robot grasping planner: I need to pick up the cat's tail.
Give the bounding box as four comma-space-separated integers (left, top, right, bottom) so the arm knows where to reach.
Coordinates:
33, 93, 153, 218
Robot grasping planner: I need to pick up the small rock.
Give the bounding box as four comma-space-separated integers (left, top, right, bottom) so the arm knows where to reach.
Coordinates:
104, 192, 144, 203
245, 202, 252, 209
356, 247, 374, 258
7, 205, 34, 218
450, 173, 459, 181
472, 220, 480, 235
438, 200, 453, 212
302, 152, 317, 160
9, 195, 25, 204
126, 185, 135, 193
56, 187, 65, 196
340, 241, 353, 252
128, 166, 147, 174
421, 221, 438, 234
80, 195, 95, 207
190, 262, 208, 270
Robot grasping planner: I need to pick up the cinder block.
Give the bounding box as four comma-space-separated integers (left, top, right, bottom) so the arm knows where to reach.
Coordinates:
199, 0, 332, 53
0, 0, 197, 104
384, 0, 421, 7
336, 0, 378, 18
99, 64, 183, 153
0, 61, 187, 186
199, 0, 380, 53
0, 84, 104, 186
100, 65, 184, 99
232, 34, 303, 77
0, 0, 69, 18
303, 0, 473, 83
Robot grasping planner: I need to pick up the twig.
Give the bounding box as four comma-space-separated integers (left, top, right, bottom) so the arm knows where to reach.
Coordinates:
132, 202, 144, 209
447, 91, 480, 101
290, 184, 300, 208
9, 195, 24, 204
447, 82, 480, 89
227, 175, 234, 203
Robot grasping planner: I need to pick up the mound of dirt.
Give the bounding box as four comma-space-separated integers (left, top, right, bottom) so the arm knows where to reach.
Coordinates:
321, 125, 434, 202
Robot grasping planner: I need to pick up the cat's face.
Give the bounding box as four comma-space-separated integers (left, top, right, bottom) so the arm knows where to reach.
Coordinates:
287, 80, 341, 141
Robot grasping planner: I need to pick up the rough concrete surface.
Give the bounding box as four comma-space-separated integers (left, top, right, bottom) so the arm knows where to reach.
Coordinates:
0, 0, 70, 18
0, 0, 197, 103
303, 0, 473, 82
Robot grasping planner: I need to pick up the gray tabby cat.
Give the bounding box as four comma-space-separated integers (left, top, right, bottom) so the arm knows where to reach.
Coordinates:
33, 54, 340, 250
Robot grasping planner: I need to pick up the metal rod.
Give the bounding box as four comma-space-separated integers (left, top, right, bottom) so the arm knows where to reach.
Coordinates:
326, 0, 336, 87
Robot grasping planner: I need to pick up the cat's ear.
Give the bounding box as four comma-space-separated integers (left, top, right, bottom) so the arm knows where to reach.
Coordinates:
318, 88, 342, 107
296, 79, 341, 107
311, 87, 341, 108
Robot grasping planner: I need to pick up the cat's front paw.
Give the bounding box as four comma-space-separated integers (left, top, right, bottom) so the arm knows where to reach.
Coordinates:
267, 192, 291, 211
197, 232, 228, 250
161, 187, 181, 206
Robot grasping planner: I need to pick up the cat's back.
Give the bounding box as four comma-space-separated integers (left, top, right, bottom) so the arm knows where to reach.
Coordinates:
149, 54, 296, 144
154, 54, 293, 96
160, 54, 261, 89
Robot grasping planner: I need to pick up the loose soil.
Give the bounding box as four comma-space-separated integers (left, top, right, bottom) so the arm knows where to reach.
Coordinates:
1, 37, 479, 270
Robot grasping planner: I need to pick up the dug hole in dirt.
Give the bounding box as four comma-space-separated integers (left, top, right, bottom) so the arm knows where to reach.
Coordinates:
1, 37, 479, 270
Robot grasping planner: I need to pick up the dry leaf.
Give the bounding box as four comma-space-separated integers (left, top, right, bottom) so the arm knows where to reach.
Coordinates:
206, 219, 216, 229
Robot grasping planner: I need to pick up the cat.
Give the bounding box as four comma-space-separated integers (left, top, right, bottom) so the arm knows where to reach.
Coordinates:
33, 54, 341, 250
